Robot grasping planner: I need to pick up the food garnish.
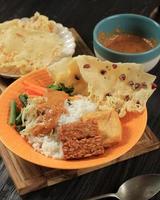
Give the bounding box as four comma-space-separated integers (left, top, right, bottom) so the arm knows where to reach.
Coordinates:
112, 64, 117, 69
100, 69, 106, 75
83, 64, 90, 68
48, 83, 74, 96
19, 94, 28, 107
23, 81, 47, 96
119, 74, 126, 81
9, 100, 17, 125
128, 81, 134, 86
134, 83, 141, 90
9, 94, 28, 128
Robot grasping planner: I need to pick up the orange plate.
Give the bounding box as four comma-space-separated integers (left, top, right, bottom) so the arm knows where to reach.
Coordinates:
0, 69, 147, 169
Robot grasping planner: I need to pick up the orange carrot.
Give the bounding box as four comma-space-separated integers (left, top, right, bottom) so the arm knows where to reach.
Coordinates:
25, 89, 46, 97
22, 81, 47, 96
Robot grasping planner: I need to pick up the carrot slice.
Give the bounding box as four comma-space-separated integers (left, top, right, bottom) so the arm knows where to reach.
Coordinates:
22, 81, 47, 96
25, 89, 43, 96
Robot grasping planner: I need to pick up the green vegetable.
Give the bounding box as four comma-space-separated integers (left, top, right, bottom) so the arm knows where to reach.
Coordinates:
9, 100, 17, 126
48, 83, 74, 96
19, 94, 28, 107
15, 112, 22, 125
48, 84, 60, 90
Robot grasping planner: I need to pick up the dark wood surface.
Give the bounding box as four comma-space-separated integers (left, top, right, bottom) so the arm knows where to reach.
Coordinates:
1, 0, 160, 199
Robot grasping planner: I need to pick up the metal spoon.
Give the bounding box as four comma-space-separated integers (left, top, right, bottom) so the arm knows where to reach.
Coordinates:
87, 174, 160, 200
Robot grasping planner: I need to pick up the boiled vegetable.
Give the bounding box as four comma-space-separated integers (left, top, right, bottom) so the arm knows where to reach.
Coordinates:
48, 83, 74, 95
9, 100, 17, 126
19, 94, 28, 107
23, 81, 47, 96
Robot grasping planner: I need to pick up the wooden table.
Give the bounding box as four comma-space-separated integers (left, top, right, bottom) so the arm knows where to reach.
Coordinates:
0, 0, 160, 200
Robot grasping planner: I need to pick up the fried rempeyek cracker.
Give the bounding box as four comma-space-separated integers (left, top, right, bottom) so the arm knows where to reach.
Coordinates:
75, 55, 156, 117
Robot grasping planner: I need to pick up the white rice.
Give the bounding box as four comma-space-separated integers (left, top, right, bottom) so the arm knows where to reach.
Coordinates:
27, 134, 63, 159
24, 95, 97, 159
58, 95, 97, 125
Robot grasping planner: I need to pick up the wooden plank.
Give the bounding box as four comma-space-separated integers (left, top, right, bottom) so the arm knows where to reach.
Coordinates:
0, 78, 8, 93
70, 28, 94, 56
0, 28, 160, 195
0, 143, 47, 194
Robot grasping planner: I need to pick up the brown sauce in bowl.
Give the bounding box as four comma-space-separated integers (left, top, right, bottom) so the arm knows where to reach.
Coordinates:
98, 32, 156, 53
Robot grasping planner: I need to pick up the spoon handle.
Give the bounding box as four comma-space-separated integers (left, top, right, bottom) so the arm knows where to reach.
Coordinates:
87, 193, 119, 200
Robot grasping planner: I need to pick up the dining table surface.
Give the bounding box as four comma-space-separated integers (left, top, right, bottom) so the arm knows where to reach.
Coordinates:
0, 0, 160, 200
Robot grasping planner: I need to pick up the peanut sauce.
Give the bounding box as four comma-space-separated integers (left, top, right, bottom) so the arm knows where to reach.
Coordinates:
45, 89, 69, 125
31, 90, 68, 136
98, 32, 155, 53
46, 89, 68, 108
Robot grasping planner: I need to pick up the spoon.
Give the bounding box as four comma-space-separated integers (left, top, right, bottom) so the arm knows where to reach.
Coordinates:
87, 174, 160, 200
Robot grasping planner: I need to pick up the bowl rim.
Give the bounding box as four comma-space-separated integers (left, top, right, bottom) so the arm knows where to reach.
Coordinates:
93, 13, 160, 57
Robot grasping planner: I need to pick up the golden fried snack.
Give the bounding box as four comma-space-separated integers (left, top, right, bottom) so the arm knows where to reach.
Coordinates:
82, 110, 122, 147
59, 119, 104, 160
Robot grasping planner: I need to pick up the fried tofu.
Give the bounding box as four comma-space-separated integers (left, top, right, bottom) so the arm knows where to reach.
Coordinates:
82, 110, 122, 147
